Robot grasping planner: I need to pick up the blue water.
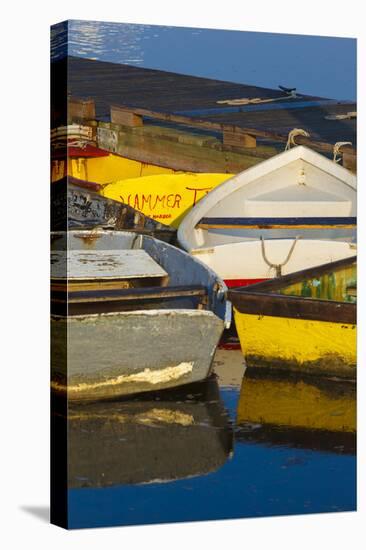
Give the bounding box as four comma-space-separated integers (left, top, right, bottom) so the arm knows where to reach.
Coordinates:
67, 362, 356, 529
51, 19, 356, 101
69, 445, 355, 528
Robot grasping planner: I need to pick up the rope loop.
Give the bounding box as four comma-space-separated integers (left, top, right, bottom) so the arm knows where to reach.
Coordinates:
260, 236, 301, 277
285, 128, 310, 151
333, 141, 352, 163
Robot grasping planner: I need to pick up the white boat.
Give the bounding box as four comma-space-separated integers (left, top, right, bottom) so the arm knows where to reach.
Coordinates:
178, 145, 356, 287
51, 230, 230, 400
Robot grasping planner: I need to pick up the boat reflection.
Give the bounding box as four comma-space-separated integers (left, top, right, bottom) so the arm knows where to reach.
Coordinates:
236, 368, 356, 454
67, 375, 233, 488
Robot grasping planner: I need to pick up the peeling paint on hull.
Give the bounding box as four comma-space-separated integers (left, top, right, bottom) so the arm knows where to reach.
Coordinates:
52, 309, 224, 400
52, 362, 194, 395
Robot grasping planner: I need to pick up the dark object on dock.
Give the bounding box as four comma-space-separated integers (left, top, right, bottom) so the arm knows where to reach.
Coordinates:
51, 176, 177, 243
278, 85, 297, 95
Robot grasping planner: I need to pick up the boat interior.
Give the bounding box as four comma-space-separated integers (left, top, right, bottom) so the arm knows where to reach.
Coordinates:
185, 154, 357, 249
232, 255, 357, 303
51, 230, 228, 321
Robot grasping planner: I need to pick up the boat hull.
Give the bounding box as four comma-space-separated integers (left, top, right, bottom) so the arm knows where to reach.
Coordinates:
52, 309, 224, 400
101, 173, 233, 228
51, 149, 179, 183
233, 309, 356, 378
178, 145, 357, 253
51, 178, 177, 242
191, 239, 356, 285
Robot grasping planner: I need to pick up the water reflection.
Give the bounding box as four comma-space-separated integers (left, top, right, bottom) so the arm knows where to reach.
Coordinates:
236, 369, 356, 455
66, 350, 356, 528
68, 375, 233, 488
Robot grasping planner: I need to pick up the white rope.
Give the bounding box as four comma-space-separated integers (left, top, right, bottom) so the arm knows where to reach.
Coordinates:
333, 141, 352, 163
52, 138, 94, 149
285, 128, 310, 151
325, 111, 356, 121
260, 236, 301, 277
67, 139, 90, 149
217, 90, 297, 106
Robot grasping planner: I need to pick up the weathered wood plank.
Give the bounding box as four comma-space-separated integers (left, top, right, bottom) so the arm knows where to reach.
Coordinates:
223, 130, 256, 149
342, 152, 357, 172
110, 103, 356, 156
230, 291, 356, 324
97, 124, 267, 173
60, 58, 356, 162
51, 277, 167, 293
69, 98, 96, 121
51, 285, 209, 315
53, 285, 208, 303
111, 106, 143, 127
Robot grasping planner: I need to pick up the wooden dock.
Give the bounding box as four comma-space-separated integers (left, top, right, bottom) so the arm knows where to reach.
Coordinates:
52, 56, 357, 173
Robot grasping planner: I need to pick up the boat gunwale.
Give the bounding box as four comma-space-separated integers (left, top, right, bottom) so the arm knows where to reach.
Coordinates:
196, 216, 357, 230
51, 284, 210, 316
50, 307, 219, 320
229, 291, 356, 324
229, 255, 356, 294
228, 255, 356, 324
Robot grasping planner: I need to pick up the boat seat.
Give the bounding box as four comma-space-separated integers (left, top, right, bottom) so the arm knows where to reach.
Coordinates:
51, 285, 209, 315
51, 249, 170, 291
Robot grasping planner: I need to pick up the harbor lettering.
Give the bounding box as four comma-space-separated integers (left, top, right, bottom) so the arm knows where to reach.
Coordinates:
118, 193, 182, 211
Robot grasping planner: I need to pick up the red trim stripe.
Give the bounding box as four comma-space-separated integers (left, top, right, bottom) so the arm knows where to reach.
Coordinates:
68, 145, 110, 158
224, 278, 266, 288
52, 144, 110, 160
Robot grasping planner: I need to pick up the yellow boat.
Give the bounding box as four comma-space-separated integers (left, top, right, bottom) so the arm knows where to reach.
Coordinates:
101, 172, 233, 228
51, 146, 233, 228
236, 370, 355, 453
51, 147, 181, 183
229, 256, 357, 378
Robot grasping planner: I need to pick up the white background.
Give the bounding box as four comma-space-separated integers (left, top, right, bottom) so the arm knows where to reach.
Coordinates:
0, 1, 364, 548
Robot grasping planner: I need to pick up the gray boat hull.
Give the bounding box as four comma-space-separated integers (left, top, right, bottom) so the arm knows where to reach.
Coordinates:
52, 309, 224, 400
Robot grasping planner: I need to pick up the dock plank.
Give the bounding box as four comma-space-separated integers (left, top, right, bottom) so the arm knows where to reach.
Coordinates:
51, 56, 356, 161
